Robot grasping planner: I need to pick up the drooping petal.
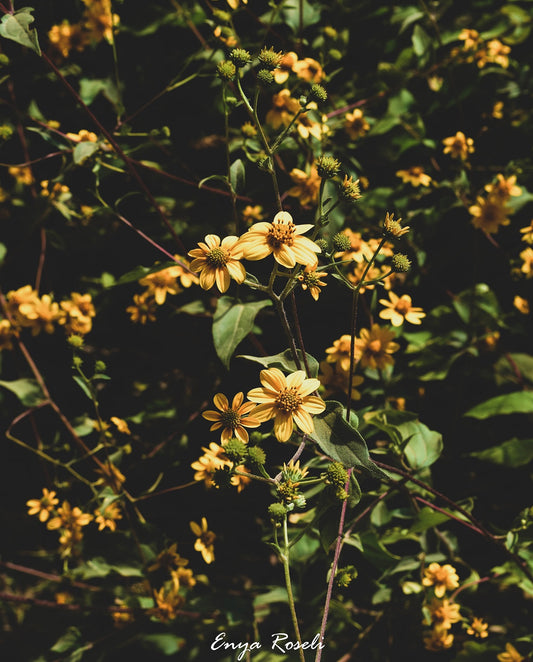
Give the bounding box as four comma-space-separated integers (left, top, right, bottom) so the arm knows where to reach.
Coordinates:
293, 408, 315, 434
215, 267, 231, 293
274, 412, 294, 442
226, 260, 246, 282
234, 426, 249, 443
301, 395, 326, 414
240, 240, 272, 261
274, 244, 296, 268
200, 269, 216, 290
213, 393, 229, 411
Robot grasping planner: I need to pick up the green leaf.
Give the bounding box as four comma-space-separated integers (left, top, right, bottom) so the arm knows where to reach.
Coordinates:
51, 627, 82, 653
237, 348, 319, 378
76, 557, 143, 579
412, 24, 432, 56
409, 506, 452, 533
494, 353, 533, 386
138, 634, 184, 655
310, 401, 387, 478
73, 141, 99, 165
281, 0, 321, 32
470, 438, 533, 467
0, 243, 6, 266
0, 8, 41, 55
0, 378, 46, 407
229, 158, 245, 194
72, 375, 93, 400
212, 297, 272, 369
402, 420, 443, 470
464, 392, 533, 419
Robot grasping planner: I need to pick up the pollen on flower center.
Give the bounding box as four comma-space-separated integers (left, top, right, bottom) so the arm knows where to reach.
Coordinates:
395, 300, 410, 314
368, 340, 382, 353
276, 388, 303, 412
267, 222, 296, 248
205, 247, 229, 267
219, 409, 241, 428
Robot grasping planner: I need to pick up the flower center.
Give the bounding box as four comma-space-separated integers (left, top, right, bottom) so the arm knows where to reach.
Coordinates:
276, 387, 303, 413
219, 409, 241, 428
395, 299, 411, 314
368, 339, 382, 354
267, 221, 295, 248
205, 247, 229, 268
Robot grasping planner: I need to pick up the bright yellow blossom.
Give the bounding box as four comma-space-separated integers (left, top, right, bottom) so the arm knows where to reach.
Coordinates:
379, 292, 426, 326
26, 488, 59, 523
443, 131, 474, 160
287, 166, 321, 207
396, 166, 432, 187
519, 220, 533, 244
498, 643, 525, 662
94, 503, 122, 531
466, 617, 489, 638
190, 517, 216, 564
202, 392, 260, 443
423, 626, 454, 651
520, 247, 533, 277
429, 598, 461, 629
188, 234, 246, 293
513, 296, 530, 314
247, 368, 325, 442
354, 324, 400, 370
298, 264, 328, 300
422, 562, 460, 597
139, 267, 182, 305
344, 109, 370, 140
469, 197, 510, 234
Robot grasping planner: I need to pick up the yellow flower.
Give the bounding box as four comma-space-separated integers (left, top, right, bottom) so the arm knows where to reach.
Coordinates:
0, 319, 15, 352
396, 166, 432, 187
344, 109, 370, 140
319, 361, 364, 401
247, 368, 325, 442
492, 101, 504, 119
334, 230, 373, 263
126, 292, 157, 324
202, 392, 260, 443
266, 89, 301, 129
172, 567, 196, 589
498, 643, 525, 662
65, 129, 98, 143
94, 503, 122, 531
292, 57, 324, 83
59, 293, 95, 335
48, 21, 87, 59
296, 106, 327, 141
153, 585, 184, 622
423, 626, 454, 651
287, 166, 321, 207
111, 417, 131, 435
82, 0, 119, 43
147, 543, 189, 573
379, 292, 426, 326
6, 285, 39, 326
513, 296, 530, 315
469, 197, 510, 234
242, 205, 265, 226
298, 264, 328, 300
94, 463, 126, 492
325, 334, 355, 372
26, 488, 59, 523
477, 39, 510, 68
458, 28, 480, 50
354, 324, 400, 370
422, 562, 460, 597
348, 262, 394, 292
466, 617, 489, 638
429, 598, 461, 629
383, 211, 410, 238
443, 131, 475, 160
191, 442, 230, 487
139, 267, 182, 305
188, 234, 246, 293
190, 517, 216, 564
519, 220, 533, 244
273, 51, 298, 84
238, 211, 320, 269
171, 255, 199, 288
47, 501, 93, 531
520, 247, 533, 278
485, 174, 521, 202
19, 294, 62, 335
8, 165, 34, 186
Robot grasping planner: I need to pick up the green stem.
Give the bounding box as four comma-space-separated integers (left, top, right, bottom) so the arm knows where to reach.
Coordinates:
282, 516, 306, 662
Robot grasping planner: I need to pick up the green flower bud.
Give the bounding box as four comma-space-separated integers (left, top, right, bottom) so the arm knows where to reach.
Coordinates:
340, 175, 361, 202
0, 54, 9, 67
68, 334, 84, 348
316, 155, 341, 179
73, 355, 83, 368
268, 502, 287, 522
241, 121, 257, 138
315, 238, 329, 254
95, 360, 107, 373
258, 47, 283, 69
224, 438, 247, 463
332, 233, 351, 252
217, 60, 237, 81
328, 49, 343, 61
246, 445, 266, 467
324, 461, 349, 487
256, 68, 274, 86
212, 9, 231, 22
335, 565, 358, 588
0, 125, 14, 140
230, 48, 252, 67
323, 26, 338, 39
309, 83, 328, 103
391, 253, 412, 273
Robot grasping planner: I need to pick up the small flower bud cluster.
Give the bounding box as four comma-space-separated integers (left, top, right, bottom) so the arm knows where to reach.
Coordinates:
391, 253, 412, 273
217, 60, 236, 81
309, 83, 327, 103
224, 438, 247, 463
315, 238, 329, 254
257, 69, 275, 86
340, 175, 362, 202
258, 47, 283, 69
268, 502, 287, 524
229, 48, 252, 68
383, 211, 409, 239
246, 445, 266, 467
335, 565, 358, 588
332, 233, 352, 252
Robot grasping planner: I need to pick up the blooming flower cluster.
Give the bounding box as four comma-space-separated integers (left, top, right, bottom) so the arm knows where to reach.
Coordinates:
469, 173, 521, 235
453, 29, 511, 69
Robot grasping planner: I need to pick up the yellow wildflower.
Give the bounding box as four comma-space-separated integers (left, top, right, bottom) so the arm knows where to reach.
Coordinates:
82, 0, 119, 43
94, 463, 126, 491
520, 247, 533, 278
429, 598, 461, 629
379, 292, 426, 326
354, 324, 400, 370
153, 585, 184, 622
190, 517, 216, 564
139, 267, 182, 305
498, 643, 525, 662
266, 89, 301, 130
273, 51, 298, 84
396, 166, 432, 187
94, 503, 122, 531
519, 220, 533, 244
383, 211, 410, 238
147, 543, 189, 573
348, 262, 393, 293
513, 296, 529, 315
344, 109, 370, 140
485, 174, 521, 202
492, 101, 504, 119
65, 129, 98, 143
298, 264, 328, 300
334, 230, 373, 264
8, 165, 34, 186
469, 197, 510, 234
325, 334, 355, 372
111, 417, 131, 435
422, 562, 460, 597
126, 292, 157, 324
458, 29, 480, 51
443, 131, 474, 160
19, 294, 62, 335
59, 293, 95, 335
47, 501, 93, 531
423, 626, 454, 651
6, 285, 39, 326
242, 205, 265, 226
26, 488, 59, 523
319, 361, 364, 401
287, 166, 321, 207
247, 368, 325, 442
238, 211, 320, 269
188, 234, 246, 293
202, 392, 260, 443
171, 255, 199, 288
0, 319, 15, 351
191, 442, 230, 488
477, 39, 510, 68
466, 617, 489, 638
48, 21, 87, 59
292, 57, 324, 83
